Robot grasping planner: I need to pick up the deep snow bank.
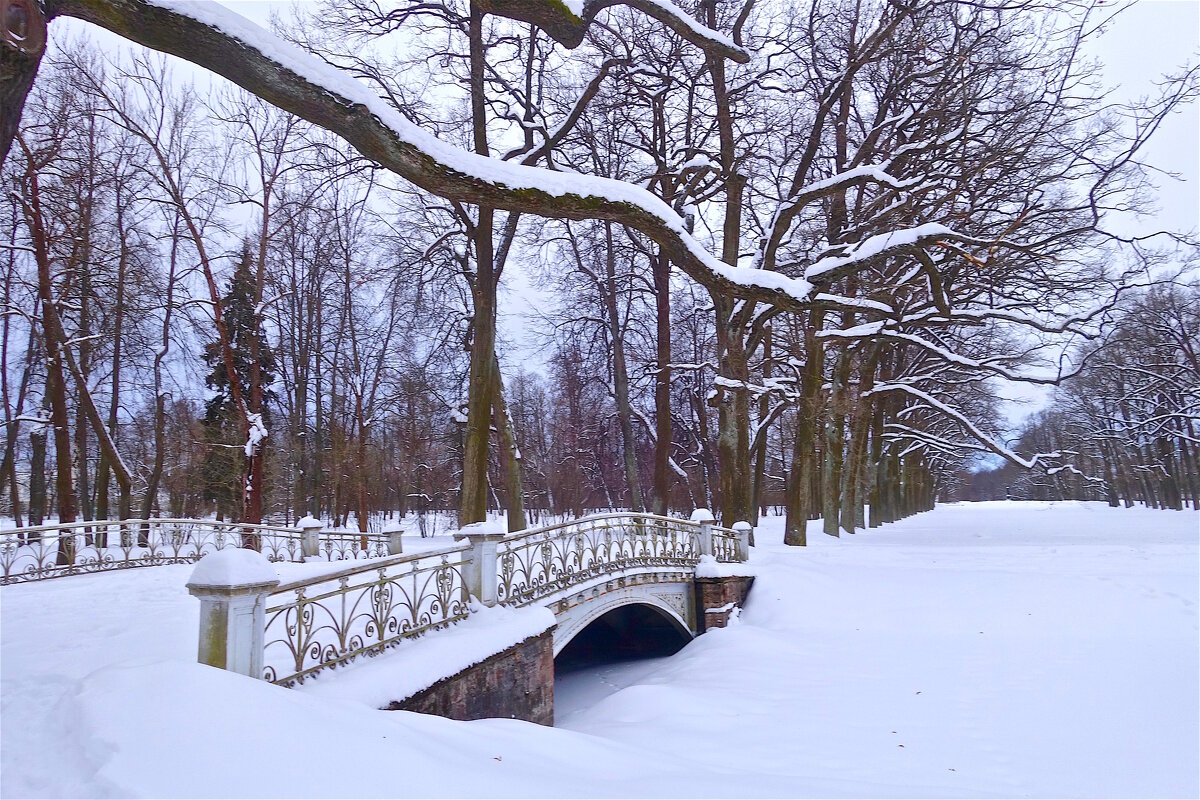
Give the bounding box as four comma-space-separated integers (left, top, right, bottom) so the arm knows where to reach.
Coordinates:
2, 502, 1196, 798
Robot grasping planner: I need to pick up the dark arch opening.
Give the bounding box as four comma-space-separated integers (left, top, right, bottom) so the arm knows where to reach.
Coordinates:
554, 603, 692, 675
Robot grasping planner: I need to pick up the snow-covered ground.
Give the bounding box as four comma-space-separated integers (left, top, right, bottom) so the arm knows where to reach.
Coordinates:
2, 501, 1196, 798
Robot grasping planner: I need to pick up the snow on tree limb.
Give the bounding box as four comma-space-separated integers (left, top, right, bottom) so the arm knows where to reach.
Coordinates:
484, 0, 750, 63
803, 223, 967, 281
47, 0, 810, 309
819, 327, 1082, 385
869, 382, 1061, 471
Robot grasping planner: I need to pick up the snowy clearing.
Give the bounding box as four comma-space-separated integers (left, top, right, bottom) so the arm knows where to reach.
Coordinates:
2, 502, 1196, 798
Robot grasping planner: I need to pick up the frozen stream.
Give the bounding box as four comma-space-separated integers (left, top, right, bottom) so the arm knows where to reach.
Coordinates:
554, 656, 675, 727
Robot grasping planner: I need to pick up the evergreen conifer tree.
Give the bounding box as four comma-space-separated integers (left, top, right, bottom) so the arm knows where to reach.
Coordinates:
199, 243, 275, 521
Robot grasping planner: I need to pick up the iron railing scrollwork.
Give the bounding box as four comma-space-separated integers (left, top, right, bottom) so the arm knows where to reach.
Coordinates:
314, 530, 391, 561
711, 529, 739, 562
262, 546, 471, 686
495, 513, 716, 605
0, 518, 393, 584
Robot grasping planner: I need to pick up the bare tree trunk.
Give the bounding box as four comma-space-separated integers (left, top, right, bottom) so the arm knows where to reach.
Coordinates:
491, 359, 527, 532
692, 378, 717, 511
714, 312, 753, 527
95, 177, 131, 534
41, 290, 75, 543
1, 196, 33, 528
651, 251, 672, 515
292, 308, 310, 521
703, 0, 752, 528
28, 422, 47, 527
750, 326, 775, 530
602, 221, 644, 512
868, 374, 885, 527
822, 341, 850, 538
312, 294, 325, 519
784, 308, 825, 545
840, 347, 877, 534
21, 154, 77, 561
74, 125, 95, 535
460, 0, 497, 526
140, 216, 179, 540
355, 390, 369, 536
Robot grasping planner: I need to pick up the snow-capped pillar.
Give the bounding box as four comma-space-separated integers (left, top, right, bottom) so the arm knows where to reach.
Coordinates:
186, 549, 279, 679
455, 520, 505, 607
385, 522, 404, 555
297, 515, 323, 560
732, 521, 753, 562
691, 508, 715, 557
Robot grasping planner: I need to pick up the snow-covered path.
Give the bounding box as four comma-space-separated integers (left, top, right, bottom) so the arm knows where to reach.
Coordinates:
2, 502, 1196, 798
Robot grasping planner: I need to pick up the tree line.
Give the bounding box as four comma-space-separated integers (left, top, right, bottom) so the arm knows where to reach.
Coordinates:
965, 286, 1200, 509
2, 0, 1196, 544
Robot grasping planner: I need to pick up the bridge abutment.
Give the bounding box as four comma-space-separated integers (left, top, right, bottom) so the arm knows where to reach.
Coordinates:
388, 627, 555, 726
696, 575, 755, 631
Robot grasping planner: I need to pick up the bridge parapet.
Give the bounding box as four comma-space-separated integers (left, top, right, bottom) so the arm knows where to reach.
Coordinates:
0, 517, 403, 585
261, 544, 473, 686
495, 513, 705, 606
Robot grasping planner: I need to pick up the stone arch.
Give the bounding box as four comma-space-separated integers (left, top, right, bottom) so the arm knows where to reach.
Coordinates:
551, 590, 693, 658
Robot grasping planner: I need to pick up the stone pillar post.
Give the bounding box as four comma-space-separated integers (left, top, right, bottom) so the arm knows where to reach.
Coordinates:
691, 508, 715, 557
732, 520, 752, 562
297, 515, 322, 560
454, 521, 506, 607
385, 522, 404, 555
186, 549, 279, 678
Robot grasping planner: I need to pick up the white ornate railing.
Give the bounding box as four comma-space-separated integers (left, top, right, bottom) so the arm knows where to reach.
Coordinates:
312, 530, 392, 561
0, 518, 396, 585
496, 513, 704, 605
711, 527, 739, 562
190, 510, 748, 686
263, 546, 471, 686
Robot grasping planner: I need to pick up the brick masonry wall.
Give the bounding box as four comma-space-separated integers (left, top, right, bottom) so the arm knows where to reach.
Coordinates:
695, 576, 755, 632
386, 628, 555, 726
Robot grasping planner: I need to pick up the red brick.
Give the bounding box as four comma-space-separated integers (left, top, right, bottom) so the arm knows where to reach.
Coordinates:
386, 628, 555, 726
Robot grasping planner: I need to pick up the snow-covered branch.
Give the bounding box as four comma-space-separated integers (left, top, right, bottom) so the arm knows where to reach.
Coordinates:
49, 0, 818, 311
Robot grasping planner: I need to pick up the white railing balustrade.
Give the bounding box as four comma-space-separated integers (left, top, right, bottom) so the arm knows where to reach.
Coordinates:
182, 510, 750, 686
495, 513, 705, 606
262, 545, 471, 686
313, 530, 392, 561
711, 528, 740, 562
0, 518, 399, 585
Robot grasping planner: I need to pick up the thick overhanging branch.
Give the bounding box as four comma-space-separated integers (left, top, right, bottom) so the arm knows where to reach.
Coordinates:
0, 0, 47, 165
41, 0, 806, 310
483, 0, 750, 63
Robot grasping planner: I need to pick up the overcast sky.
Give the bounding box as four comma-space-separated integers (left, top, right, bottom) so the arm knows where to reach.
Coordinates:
991, 2, 1199, 427
1089, 1, 1199, 236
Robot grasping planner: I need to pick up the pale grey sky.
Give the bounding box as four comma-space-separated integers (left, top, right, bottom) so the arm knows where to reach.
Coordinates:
994, 2, 1199, 428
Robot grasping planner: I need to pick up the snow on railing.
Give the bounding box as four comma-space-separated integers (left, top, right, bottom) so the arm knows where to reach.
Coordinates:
495, 512, 724, 606
261, 545, 472, 686
0, 517, 397, 585
191, 510, 749, 686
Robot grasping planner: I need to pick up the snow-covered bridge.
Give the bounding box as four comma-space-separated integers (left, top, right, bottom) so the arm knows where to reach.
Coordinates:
180, 510, 754, 722
1, 510, 754, 723
0, 513, 748, 724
